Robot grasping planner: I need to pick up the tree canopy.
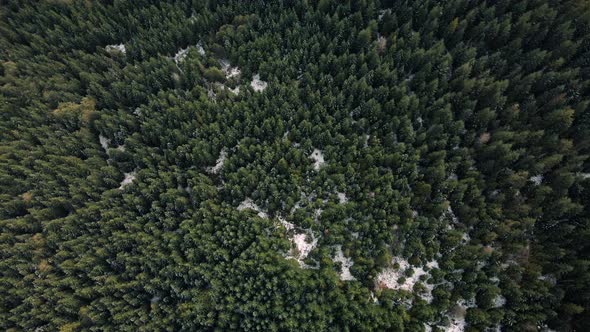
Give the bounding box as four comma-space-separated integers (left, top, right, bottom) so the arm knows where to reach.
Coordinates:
1, 0, 590, 331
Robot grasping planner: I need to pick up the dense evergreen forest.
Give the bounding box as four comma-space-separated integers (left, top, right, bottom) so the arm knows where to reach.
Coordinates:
1, 0, 590, 331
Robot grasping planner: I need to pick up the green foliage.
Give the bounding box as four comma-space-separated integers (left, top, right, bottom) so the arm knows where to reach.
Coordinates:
1, 0, 589, 331
203, 67, 226, 82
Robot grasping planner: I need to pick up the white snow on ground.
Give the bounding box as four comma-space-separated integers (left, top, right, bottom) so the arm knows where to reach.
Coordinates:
174, 47, 190, 65
420, 260, 440, 303
99, 135, 124, 157
291, 233, 318, 265
364, 134, 370, 148
314, 208, 323, 223
278, 216, 295, 231
278, 215, 319, 268
493, 295, 506, 308
426, 260, 439, 269
212, 82, 240, 96
196, 42, 205, 56
445, 315, 466, 332
289, 201, 301, 215
579, 172, 590, 179
228, 86, 240, 95
207, 148, 227, 174
227, 67, 240, 78
237, 198, 268, 218
447, 205, 459, 223
460, 298, 477, 308
106, 44, 126, 54
219, 59, 241, 79
530, 174, 543, 185
377, 257, 439, 301
441, 300, 473, 332
337, 192, 348, 204
99, 135, 110, 152
333, 245, 356, 281
250, 74, 268, 92
370, 292, 378, 303
461, 232, 471, 244
207, 88, 216, 99
310, 149, 325, 170
119, 172, 136, 189
424, 324, 432, 332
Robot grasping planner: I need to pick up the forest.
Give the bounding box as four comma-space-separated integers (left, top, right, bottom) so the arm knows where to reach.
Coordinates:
1, 0, 589, 331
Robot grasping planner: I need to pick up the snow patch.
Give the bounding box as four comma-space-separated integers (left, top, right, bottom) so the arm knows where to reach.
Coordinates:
441, 300, 472, 332
426, 260, 439, 269
279, 215, 318, 268
250, 74, 268, 92
174, 47, 190, 65
461, 232, 471, 244
377, 257, 438, 302
228, 86, 240, 95
444, 314, 466, 332
493, 295, 506, 308
333, 245, 356, 281
337, 192, 348, 204
196, 42, 205, 56
370, 292, 378, 303
278, 216, 295, 231
237, 198, 268, 218
529, 174, 543, 186
364, 134, 370, 148
207, 148, 227, 174
219, 59, 241, 79
119, 172, 136, 189
447, 205, 459, 223
291, 233, 318, 265
99, 135, 110, 152
106, 44, 126, 54
310, 149, 325, 170
314, 208, 323, 223
207, 88, 216, 100
459, 298, 477, 308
